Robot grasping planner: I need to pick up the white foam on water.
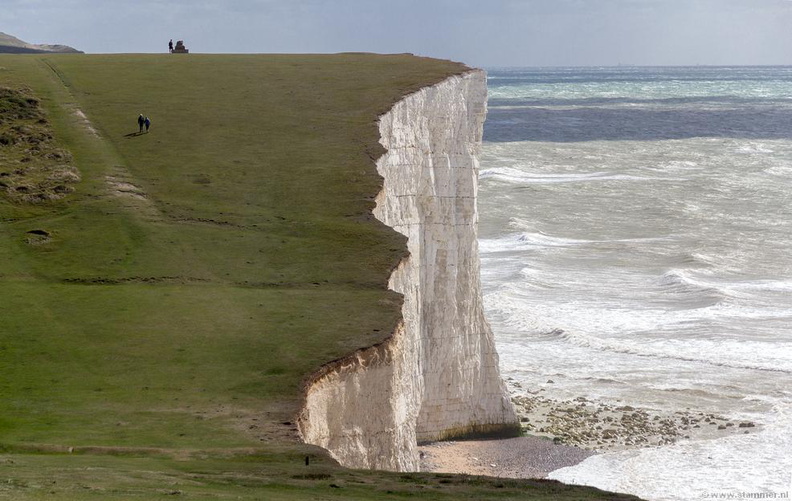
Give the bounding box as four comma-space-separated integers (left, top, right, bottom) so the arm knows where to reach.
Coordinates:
485, 287, 792, 374
765, 165, 792, 177
479, 229, 673, 254
735, 143, 775, 154
554, 328, 792, 374
479, 231, 593, 252
549, 401, 792, 501
481, 67, 792, 501
665, 270, 792, 295
479, 166, 676, 185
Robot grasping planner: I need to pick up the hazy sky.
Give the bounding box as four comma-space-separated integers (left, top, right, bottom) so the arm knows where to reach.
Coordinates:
3, 0, 792, 66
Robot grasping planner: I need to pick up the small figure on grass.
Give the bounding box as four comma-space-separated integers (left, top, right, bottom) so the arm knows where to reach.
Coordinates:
137, 113, 145, 133
168, 39, 173, 53
144, 116, 151, 132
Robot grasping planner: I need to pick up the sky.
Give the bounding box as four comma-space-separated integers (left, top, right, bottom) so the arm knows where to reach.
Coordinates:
2, 0, 792, 67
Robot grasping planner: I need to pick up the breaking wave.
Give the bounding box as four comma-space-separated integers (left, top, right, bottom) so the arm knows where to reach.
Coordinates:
480, 167, 665, 185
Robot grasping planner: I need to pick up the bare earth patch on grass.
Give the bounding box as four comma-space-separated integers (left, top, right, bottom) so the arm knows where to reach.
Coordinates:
72, 108, 99, 137
103, 164, 161, 219
0, 86, 80, 203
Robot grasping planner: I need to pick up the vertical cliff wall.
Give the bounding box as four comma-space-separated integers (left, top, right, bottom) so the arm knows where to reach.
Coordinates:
298, 70, 518, 471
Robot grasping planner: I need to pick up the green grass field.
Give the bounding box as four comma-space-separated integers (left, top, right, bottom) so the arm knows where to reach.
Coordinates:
0, 53, 638, 499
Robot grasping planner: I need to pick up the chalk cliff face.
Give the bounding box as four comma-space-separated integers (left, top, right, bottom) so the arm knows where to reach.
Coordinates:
298, 70, 518, 471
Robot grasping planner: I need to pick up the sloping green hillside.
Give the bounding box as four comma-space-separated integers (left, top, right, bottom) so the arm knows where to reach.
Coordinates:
0, 54, 639, 500
0, 32, 82, 53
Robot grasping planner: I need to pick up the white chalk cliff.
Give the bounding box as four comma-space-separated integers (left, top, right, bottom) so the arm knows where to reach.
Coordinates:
298, 70, 518, 471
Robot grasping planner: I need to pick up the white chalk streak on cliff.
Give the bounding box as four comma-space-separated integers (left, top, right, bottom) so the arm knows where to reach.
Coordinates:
298, 70, 518, 471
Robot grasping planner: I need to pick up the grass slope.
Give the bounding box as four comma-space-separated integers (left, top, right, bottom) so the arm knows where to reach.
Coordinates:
0, 32, 82, 54
0, 53, 639, 500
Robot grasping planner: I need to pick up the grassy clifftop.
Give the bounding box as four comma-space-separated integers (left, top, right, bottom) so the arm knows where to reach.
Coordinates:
0, 53, 638, 500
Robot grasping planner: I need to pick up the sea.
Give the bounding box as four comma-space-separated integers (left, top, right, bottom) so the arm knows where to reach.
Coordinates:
478, 67, 792, 501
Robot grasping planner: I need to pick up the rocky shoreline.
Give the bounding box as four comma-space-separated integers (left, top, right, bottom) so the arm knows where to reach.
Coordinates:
419, 380, 759, 479
508, 379, 758, 451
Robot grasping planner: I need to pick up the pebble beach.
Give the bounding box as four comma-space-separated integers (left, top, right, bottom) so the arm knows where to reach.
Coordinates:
420, 380, 758, 479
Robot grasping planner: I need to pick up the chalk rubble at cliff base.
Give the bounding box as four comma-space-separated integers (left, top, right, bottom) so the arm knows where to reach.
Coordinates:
418, 382, 760, 480
508, 380, 759, 452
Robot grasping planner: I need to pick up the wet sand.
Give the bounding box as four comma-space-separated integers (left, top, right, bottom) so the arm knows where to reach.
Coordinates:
419, 436, 594, 478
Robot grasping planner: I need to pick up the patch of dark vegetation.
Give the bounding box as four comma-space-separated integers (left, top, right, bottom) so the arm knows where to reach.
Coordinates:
399, 473, 430, 485
0, 87, 80, 204
25, 228, 52, 245
61, 276, 211, 285
291, 473, 332, 480
169, 216, 246, 228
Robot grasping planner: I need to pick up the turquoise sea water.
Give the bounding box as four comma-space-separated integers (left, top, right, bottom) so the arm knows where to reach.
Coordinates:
479, 67, 792, 501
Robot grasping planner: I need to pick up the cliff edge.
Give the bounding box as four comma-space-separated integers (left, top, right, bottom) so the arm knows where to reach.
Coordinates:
298, 69, 520, 471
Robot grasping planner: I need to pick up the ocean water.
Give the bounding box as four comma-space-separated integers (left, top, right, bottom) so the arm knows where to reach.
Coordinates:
479, 67, 792, 501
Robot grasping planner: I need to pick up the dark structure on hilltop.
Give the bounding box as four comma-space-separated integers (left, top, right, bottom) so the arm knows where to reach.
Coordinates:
172, 40, 189, 54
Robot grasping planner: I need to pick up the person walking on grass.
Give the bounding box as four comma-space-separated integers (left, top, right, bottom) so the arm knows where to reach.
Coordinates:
168, 39, 173, 53
137, 113, 145, 133
144, 116, 151, 132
